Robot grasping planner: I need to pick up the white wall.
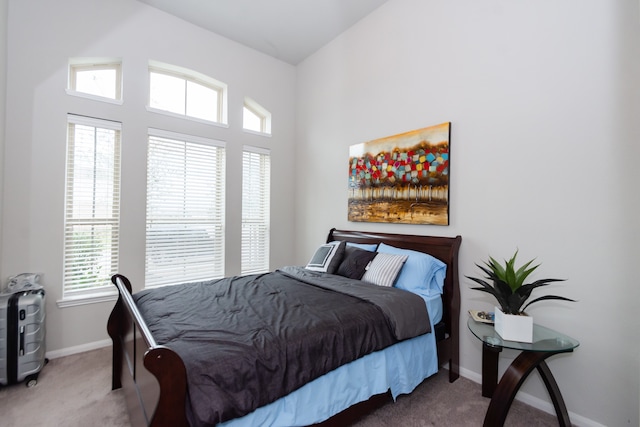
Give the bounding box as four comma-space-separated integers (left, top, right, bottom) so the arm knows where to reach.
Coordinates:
3, 0, 639, 425
296, 1, 640, 426
0, 0, 7, 284
2, 0, 296, 352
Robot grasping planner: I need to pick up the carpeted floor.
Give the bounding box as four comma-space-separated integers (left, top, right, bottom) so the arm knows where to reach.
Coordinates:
352, 368, 559, 427
0, 346, 559, 426
0, 347, 129, 427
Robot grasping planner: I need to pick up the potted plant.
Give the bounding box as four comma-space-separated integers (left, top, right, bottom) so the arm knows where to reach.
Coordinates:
467, 250, 574, 342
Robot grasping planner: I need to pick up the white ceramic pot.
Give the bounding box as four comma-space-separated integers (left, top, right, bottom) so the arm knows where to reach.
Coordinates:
494, 306, 533, 343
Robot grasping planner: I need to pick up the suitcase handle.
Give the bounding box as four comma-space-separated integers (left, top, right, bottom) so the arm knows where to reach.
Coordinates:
19, 325, 25, 356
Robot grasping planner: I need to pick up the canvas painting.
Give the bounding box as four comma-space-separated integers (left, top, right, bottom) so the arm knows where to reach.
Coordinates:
348, 122, 450, 225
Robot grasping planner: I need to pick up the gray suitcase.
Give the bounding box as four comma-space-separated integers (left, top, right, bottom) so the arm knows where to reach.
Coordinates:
0, 289, 46, 387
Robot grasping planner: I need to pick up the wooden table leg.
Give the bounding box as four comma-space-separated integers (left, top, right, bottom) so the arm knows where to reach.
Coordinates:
482, 343, 502, 398
483, 350, 572, 427
537, 360, 571, 427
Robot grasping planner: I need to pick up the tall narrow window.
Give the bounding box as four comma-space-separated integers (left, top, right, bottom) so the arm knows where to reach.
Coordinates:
63, 115, 121, 296
145, 129, 226, 288
241, 147, 271, 275
68, 59, 122, 101
149, 61, 227, 124
243, 97, 271, 135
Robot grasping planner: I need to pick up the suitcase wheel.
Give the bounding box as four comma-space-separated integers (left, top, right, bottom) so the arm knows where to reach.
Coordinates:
24, 359, 47, 387
25, 374, 38, 388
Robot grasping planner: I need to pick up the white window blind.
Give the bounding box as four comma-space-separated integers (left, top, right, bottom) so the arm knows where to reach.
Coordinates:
63, 115, 121, 295
241, 147, 271, 275
145, 129, 226, 288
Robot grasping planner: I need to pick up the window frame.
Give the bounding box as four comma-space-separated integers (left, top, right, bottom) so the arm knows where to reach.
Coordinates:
67, 58, 123, 104
60, 114, 122, 305
145, 128, 227, 288
147, 61, 228, 126
243, 97, 272, 135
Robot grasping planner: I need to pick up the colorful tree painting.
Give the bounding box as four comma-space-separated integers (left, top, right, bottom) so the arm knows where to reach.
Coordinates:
348, 122, 450, 225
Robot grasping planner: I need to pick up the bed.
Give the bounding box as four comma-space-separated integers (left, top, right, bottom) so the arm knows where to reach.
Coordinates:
107, 228, 462, 427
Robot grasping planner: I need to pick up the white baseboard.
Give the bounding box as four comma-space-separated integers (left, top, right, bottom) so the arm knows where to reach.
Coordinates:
458, 367, 605, 427
45, 339, 111, 359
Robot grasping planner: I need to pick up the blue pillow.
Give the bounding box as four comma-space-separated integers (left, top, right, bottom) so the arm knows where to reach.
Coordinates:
346, 242, 378, 252
377, 242, 447, 295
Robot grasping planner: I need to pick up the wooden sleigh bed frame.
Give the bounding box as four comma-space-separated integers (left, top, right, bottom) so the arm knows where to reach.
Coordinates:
107, 229, 462, 427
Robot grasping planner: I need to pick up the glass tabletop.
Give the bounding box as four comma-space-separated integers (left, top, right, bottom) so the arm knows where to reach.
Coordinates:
467, 317, 579, 352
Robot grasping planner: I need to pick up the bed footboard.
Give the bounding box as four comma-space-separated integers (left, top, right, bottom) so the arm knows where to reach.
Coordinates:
107, 274, 189, 427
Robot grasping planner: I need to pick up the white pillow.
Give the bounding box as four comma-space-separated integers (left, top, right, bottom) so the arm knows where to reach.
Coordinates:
361, 252, 408, 287
305, 241, 346, 274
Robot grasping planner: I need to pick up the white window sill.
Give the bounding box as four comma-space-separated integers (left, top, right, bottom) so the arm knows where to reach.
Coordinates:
56, 290, 118, 308
243, 128, 272, 138
65, 89, 123, 105
146, 106, 229, 128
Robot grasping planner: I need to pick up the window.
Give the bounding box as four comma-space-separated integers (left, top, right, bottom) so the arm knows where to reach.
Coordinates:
63, 115, 121, 297
145, 129, 226, 288
243, 97, 271, 135
241, 147, 271, 275
149, 61, 227, 124
68, 59, 122, 101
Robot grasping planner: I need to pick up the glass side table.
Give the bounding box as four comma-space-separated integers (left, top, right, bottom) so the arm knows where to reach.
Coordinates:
467, 317, 579, 427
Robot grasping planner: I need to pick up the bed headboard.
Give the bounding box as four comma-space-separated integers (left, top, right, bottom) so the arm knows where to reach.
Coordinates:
326, 228, 462, 381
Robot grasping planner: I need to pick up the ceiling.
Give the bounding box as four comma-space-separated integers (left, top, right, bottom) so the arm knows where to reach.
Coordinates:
137, 0, 388, 65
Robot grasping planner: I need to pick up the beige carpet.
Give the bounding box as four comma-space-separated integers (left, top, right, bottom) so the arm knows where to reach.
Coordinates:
352, 369, 560, 427
0, 347, 129, 427
0, 346, 559, 426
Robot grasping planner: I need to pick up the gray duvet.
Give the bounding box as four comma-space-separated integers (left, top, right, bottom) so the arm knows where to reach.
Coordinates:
133, 266, 430, 426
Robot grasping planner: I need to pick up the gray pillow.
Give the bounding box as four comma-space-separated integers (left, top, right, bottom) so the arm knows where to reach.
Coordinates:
305, 241, 346, 274
336, 247, 378, 280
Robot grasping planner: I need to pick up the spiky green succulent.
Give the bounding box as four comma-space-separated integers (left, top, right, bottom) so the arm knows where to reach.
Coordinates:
467, 250, 574, 315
